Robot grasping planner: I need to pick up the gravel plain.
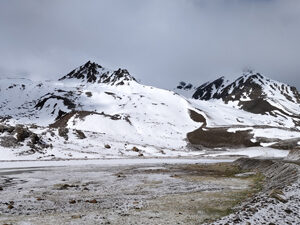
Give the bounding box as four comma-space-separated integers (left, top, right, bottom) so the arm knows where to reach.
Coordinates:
0, 159, 257, 225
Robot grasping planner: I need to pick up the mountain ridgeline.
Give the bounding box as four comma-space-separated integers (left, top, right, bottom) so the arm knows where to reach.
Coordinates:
0, 62, 300, 160
189, 71, 300, 118
59, 61, 136, 85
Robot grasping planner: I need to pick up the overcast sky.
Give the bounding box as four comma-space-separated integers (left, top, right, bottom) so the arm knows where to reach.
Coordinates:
0, 0, 299, 89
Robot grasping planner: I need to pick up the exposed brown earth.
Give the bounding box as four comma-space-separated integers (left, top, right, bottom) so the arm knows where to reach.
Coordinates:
187, 127, 259, 148
187, 108, 299, 149
50, 110, 132, 128
188, 109, 206, 125
187, 109, 261, 148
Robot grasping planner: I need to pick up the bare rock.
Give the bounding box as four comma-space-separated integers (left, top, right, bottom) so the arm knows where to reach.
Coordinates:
30, 133, 40, 145
271, 138, 300, 150
0, 124, 15, 133
85, 91, 92, 97
88, 199, 97, 204
0, 136, 18, 148
71, 215, 82, 219
285, 147, 300, 161
0, 124, 7, 133
132, 146, 140, 152
15, 125, 30, 142
75, 129, 86, 139
269, 189, 287, 203
30, 124, 38, 129
58, 127, 69, 140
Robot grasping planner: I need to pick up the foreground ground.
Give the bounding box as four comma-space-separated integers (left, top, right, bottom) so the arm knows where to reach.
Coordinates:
1, 158, 299, 225
0, 159, 262, 225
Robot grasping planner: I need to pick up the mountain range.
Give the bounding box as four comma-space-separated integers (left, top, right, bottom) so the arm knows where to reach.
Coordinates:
0, 62, 299, 160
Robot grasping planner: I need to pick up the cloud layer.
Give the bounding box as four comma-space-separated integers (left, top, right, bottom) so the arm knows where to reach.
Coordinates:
0, 0, 299, 89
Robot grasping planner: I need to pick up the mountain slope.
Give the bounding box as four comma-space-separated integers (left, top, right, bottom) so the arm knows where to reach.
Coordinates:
0, 61, 204, 160
186, 71, 300, 150
0, 64, 299, 160
192, 71, 300, 122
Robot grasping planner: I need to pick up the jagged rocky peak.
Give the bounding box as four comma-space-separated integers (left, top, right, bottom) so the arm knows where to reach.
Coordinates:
176, 81, 193, 90
191, 76, 231, 100
193, 70, 300, 102
104, 68, 137, 85
173, 81, 196, 98
59, 61, 103, 83
59, 61, 137, 85
193, 70, 300, 116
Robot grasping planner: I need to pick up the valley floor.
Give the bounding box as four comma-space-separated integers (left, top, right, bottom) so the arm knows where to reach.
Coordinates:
0, 158, 258, 225
0, 157, 299, 225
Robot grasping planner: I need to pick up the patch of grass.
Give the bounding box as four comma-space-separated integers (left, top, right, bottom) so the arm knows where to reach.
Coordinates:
250, 172, 265, 191
200, 176, 264, 224
203, 205, 233, 217
172, 163, 265, 223
213, 172, 264, 221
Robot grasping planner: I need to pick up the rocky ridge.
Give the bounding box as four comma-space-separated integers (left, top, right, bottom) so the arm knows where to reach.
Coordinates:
192, 70, 300, 119
59, 61, 136, 85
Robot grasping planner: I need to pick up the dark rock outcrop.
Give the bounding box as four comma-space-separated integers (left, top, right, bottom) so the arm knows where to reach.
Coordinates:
75, 129, 86, 139
0, 136, 19, 148
59, 61, 137, 85
14, 125, 30, 142
58, 127, 69, 140
192, 72, 300, 119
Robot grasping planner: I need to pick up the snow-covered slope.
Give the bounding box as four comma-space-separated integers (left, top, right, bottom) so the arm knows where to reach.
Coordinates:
173, 71, 300, 150
52, 80, 201, 149
0, 64, 299, 160
0, 61, 205, 160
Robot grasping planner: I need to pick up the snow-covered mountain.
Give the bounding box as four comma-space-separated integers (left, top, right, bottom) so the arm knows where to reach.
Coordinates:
59, 61, 136, 85
0, 63, 299, 160
184, 70, 300, 151
0, 61, 205, 160
192, 70, 300, 121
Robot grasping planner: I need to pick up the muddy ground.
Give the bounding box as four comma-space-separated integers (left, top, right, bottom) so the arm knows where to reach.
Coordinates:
0, 161, 261, 225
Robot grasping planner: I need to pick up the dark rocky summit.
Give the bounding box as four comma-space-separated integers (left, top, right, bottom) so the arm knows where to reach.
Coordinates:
192, 71, 300, 120
59, 61, 137, 85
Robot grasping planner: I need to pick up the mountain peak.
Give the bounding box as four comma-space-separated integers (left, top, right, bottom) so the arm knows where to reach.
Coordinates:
59, 61, 103, 83
59, 61, 136, 85
191, 76, 232, 100
193, 71, 300, 116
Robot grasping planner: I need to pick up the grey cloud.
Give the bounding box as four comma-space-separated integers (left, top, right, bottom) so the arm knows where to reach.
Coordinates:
0, 0, 299, 89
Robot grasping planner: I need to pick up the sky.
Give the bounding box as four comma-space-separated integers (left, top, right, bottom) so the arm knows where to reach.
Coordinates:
0, 0, 300, 90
